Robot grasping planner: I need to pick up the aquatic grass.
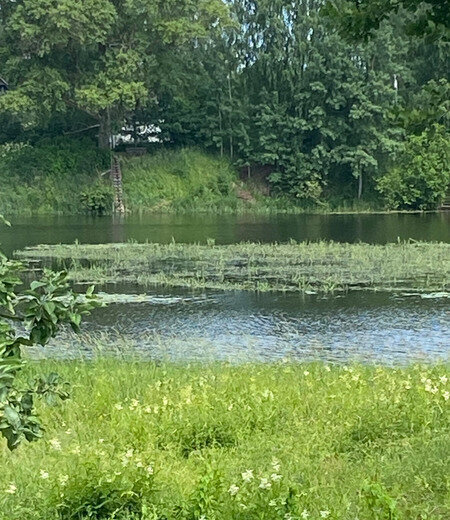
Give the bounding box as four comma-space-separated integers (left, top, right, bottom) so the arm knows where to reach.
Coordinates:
0, 360, 448, 519
17, 240, 450, 294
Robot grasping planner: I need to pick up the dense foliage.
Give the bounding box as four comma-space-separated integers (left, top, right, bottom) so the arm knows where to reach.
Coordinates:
0, 217, 99, 450
0, 139, 110, 214
377, 125, 450, 209
0, 0, 448, 209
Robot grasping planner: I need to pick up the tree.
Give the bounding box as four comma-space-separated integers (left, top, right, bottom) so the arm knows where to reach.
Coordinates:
377, 124, 450, 209
324, 1, 449, 42
0, 0, 230, 147
0, 216, 99, 450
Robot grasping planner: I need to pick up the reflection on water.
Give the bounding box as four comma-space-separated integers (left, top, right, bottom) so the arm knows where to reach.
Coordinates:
29, 286, 449, 365
1, 212, 449, 255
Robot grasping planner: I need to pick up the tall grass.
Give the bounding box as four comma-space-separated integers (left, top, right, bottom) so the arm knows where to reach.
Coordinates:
18, 240, 450, 294
121, 149, 238, 213
1, 360, 448, 519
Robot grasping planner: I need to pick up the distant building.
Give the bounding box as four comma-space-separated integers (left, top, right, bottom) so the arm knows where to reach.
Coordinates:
0, 77, 8, 94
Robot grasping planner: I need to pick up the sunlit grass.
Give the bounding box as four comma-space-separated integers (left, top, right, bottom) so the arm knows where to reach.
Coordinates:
1, 360, 449, 519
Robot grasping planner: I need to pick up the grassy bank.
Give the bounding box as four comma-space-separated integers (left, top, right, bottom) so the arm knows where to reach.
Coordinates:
1, 360, 448, 519
121, 149, 239, 213
18, 241, 450, 294
0, 140, 391, 216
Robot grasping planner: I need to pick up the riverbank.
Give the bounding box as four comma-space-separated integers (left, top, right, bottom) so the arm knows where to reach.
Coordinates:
1, 360, 448, 520
0, 140, 399, 216
18, 241, 450, 294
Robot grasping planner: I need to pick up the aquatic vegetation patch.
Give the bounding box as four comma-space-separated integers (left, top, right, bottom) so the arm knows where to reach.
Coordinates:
17, 240, 450, 294
0, 360, 449, 519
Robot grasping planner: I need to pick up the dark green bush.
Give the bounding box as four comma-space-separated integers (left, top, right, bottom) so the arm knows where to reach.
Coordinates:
0, 138, 111, 215
80, 181, 114, 215
377, 125, 450, 210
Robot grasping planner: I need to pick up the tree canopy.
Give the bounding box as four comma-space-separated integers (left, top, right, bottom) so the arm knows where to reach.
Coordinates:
1, 0, 449, 208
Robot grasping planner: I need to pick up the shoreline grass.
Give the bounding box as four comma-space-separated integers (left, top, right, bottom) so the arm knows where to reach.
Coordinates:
1, 360, 448, 519
17, 240, 450, 294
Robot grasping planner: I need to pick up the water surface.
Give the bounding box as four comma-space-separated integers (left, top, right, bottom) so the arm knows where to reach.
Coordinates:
2, 213, 448, 364
1, 212, 449, 256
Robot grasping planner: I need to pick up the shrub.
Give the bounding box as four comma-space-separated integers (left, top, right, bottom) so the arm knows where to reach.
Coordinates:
0, 138, 111, 215
377, 125, 450, 210
80, 181, 114, 215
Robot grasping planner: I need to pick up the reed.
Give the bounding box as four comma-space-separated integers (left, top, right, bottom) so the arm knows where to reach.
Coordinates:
18, 240, 450, 294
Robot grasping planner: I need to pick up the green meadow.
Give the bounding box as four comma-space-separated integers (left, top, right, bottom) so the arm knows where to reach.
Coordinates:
1, 361, 449, 519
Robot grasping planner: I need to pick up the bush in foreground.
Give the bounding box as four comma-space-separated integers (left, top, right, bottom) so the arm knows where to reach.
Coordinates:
1, 360, 448, 519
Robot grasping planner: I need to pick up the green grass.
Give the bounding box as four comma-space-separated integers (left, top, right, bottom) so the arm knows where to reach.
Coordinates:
121, 149, 239, 213
1, 360, 449, 519
17, 240, 450, 294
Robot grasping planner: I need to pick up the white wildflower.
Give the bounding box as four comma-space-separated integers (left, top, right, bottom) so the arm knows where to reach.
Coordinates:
271, 458, 281, 472
5, 483, 17, 494
442, 390, 449, 401
40, 470, 49, 480
162, 397, 169, 406
439, 376, 448, 385
146, 465, 154, 475
303, 370, 310, 377
98, 438, 105, 443
49, 438, 61, 451
320, 511, 330, 518
325, 365, 331, 372
114, 403, 123, 411
59, 475, 69, 487
262, 389, 274, 400
228, 484, 239, 496
136, 461, 144, 468
125, 448, 134, 458
65, 429, 72, 435
259, 477, 271, 489
270, 473, 282, 482
129, 398, 139, 410
241, 469, 254, 482
269, 499, 277, 506
301, 509, 309, 519
71, 445, 81, 455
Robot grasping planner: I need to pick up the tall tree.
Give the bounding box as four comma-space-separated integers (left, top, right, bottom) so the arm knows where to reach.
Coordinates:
0, 0, 230, 147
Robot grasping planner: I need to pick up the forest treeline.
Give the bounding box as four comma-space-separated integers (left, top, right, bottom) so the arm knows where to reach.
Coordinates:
0, 0, 449, 210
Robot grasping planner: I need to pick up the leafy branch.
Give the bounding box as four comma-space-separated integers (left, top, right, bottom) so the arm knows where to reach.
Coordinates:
0, 219, 101, 450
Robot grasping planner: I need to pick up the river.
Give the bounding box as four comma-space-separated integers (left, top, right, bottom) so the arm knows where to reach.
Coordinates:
2, 213, 449, 364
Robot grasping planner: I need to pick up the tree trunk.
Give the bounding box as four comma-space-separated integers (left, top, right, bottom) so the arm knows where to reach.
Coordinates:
228, 73, 233, 159
98, 111, 111, 149
358, 171, 363, 199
